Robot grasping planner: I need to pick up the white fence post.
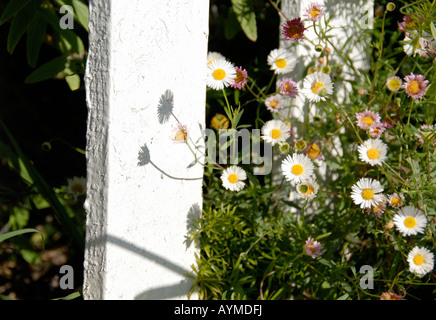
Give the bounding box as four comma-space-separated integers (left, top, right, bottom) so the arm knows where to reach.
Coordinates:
83, 0, 209, 299
274, 0, 373, 202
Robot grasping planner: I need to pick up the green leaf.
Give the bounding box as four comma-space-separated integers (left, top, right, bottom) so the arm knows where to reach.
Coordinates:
6, 5, 33, 54
20, 249, 41, 265
0, 228, 43, 243
26, 12, 47, 67
431, 22, 436, 43
0, 0, 31, 25
37, 7, 85, 53
52, 291, 82, 300
231, 0, 257, 42
224, 9, 240, 40
24, 56, 67, 84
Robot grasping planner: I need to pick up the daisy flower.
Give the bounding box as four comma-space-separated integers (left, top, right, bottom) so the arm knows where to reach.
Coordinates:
415, 124, 435, 146
393, 206, 427, 236
388, 192, 405, 208
369, 122, 386, 138
403, 31, 436, 58
355, 110, 381, 130
306, 143, 321, 160
210, 113, 229, 130
301, 72, 334, 102
220, 165, 247, 192
403, 73, 428, 100
171, 123, 188, 143
264, 94, 284, 113
281, 153, 314, 184
357, 138, 388, 166
281, 17, 306, 41
230, 66, 248, 90
385, 76, 402, 92
365, 194, 387, 218
67, 176, 86, 199
296, 178, 319, 200
304, 2, 325, 22
380, 292, 405, 300
350, 177, 384, 209
261, 119, 291, 146
267, 48, 296, 74
279, 78, 299, 98
304, 237, 323, 259
206, 59, 236, 90
206, 51, 226, 67
407, 246, 434, 276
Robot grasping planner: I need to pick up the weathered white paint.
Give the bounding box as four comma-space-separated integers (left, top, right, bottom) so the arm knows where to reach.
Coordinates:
274, 0, 373, 205
83, 0, 209, 300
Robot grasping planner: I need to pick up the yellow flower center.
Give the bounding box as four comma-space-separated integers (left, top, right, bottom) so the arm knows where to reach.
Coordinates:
404, 217, 416, 229
307, 143, 320, 159
269, 100, 278, 107
366, 148, 379, 160
71, 184, 84, 194
388, 79, 401, 90
407, 80, 420, 94
311, 81, 325, 94
213, 68, 226, 80
228, 173, 238, 184
413, 254, 424, 266
234, 71, 244, 83
174, 130, 187, 142
275, 58, 287, 69
390, 197, 401, 207
291, 164, 304, 175
310, 8, 320, 18
271, 129, 282, 140
362, 116, 374, 126
361, 188, 374, 200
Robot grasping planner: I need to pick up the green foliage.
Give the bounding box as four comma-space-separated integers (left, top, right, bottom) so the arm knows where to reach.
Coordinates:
0, 0, 88, 90
189, 0, 436, 300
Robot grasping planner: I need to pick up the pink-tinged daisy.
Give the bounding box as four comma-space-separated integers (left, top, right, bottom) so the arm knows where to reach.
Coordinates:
403, 73, 428, 100
365, 194, 387, 218
171, 123, 188, 143
415, 124, 436, 146
279, 78, 299, 98
398, 14, 423, 33
369, 122, 386, 138
380, 292, 405, 300
281, 18, 306, 41
355, 110, 381, 130
304, 237, 323, 259
230, 66, 248, 90
264, 94, 284, 113
385, 76, 402, 92
304, 2, 325, 22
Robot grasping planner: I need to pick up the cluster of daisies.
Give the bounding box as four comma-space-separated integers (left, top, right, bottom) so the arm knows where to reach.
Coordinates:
351, 109, 434, 277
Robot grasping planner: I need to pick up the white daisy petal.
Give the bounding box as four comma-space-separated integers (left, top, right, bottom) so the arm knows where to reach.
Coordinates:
358, 138, 388, 166
267, 48, 296, 74
302, 72, 334, 102
261, 120, 291, 146
393, 206, 427, 236
350, 177, 384, 209
281, 153, 314, 184
220, 165, 247, 192
407, 246, 434, 276
296, 178, 319, 200
206, 59, 236, 90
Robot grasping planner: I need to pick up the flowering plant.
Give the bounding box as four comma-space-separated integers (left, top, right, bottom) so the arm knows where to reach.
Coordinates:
186, 0, 436, 300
